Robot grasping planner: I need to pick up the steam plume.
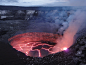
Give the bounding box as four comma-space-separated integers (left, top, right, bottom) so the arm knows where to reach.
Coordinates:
52, 9, 86, 53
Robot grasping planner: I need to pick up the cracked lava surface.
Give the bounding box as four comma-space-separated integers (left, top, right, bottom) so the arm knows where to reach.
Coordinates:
8, 32, 62, 58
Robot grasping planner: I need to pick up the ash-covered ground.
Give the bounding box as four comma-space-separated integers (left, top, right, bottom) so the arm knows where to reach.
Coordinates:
0, 7, 86, 65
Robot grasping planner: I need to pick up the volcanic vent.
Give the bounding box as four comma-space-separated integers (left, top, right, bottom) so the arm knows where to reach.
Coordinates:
8, 32, 62, 58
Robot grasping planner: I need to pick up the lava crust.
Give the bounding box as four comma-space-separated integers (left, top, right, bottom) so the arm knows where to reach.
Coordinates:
8, 32, 62, 57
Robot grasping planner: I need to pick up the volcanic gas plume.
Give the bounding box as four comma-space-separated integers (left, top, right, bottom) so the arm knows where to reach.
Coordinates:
52, 10, 86, 53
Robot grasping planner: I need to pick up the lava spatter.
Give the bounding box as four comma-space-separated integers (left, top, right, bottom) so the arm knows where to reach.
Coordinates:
8, 32, 62, 58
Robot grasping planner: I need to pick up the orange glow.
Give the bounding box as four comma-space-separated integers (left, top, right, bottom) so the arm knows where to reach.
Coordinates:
8, 32, 62, 58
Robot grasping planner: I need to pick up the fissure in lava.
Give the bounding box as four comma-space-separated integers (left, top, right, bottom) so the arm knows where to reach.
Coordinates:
8, 32, 62, 58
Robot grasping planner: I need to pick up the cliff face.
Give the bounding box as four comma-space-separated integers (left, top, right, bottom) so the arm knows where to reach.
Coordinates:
0, 10, 36, 20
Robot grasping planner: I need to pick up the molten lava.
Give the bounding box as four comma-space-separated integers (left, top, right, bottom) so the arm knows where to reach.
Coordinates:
8, 32, 62, 57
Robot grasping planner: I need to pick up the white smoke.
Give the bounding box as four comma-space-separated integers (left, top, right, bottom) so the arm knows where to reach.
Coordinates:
52, 8, 86, 53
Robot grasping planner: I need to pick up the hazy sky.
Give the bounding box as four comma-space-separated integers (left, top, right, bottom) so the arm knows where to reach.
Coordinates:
0, 0, 86, 6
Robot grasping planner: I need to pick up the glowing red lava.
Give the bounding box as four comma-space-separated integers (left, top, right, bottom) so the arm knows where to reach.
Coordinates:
8, 32, 62, 57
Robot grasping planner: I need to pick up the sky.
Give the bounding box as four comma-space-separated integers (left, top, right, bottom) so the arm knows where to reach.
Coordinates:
0, 0, 86, 6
